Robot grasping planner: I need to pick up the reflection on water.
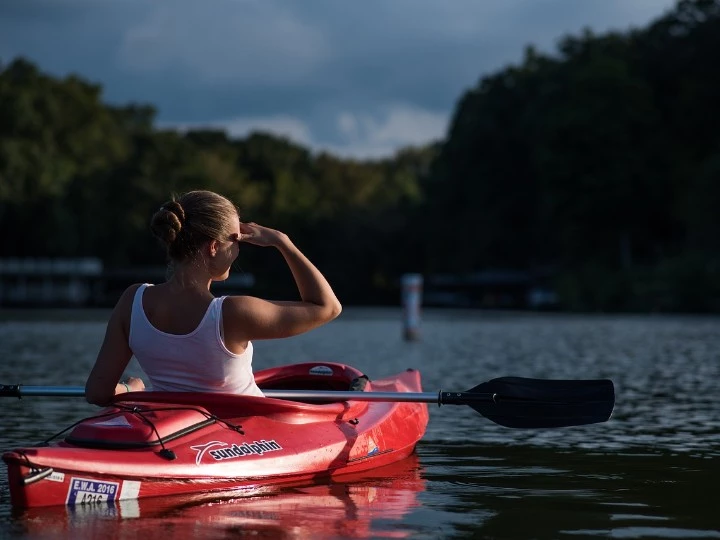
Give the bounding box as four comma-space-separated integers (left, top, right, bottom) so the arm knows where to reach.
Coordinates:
12, 456, 426, 540
419, 443, 720, 539
1, 309, 720, 539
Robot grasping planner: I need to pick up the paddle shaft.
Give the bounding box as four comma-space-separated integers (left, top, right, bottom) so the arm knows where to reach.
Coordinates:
0, 384, 490, 405
0, 377, 616, 428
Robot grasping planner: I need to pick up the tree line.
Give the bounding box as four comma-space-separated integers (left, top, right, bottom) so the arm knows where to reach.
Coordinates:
1, 0, 719, 311
423, 0, 720, 312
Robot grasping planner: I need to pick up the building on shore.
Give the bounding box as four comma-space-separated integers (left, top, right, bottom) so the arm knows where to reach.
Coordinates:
0, 258, 254, 308
423, 270, 559, 310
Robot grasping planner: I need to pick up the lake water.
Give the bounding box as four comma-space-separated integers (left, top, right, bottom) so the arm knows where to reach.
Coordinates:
1, 308, 719, 539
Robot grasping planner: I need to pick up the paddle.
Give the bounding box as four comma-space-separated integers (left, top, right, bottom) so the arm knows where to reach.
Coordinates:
0, 377, 614, 429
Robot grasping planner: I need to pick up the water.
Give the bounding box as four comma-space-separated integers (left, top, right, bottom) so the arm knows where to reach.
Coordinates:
1, 309, 719, 539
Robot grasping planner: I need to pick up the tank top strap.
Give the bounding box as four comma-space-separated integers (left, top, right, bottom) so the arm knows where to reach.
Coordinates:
209, 295, 227, 316
129, 284, 151, 343
210, 295, 227, 337
131, 284, 151, 318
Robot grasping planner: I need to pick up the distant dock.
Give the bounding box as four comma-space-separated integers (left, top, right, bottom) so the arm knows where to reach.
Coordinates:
0, 258, 254, 307
423, 270, 558, 310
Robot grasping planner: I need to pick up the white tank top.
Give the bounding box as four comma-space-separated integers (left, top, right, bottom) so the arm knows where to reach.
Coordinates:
128, 284, 263, 396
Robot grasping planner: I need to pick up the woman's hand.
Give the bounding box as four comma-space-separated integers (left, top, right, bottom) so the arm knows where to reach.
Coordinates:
239, 222, 288, 248
125, 376, 145, 392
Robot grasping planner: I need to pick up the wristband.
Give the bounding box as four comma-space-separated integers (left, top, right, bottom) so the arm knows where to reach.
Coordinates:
121, 382, 131, 393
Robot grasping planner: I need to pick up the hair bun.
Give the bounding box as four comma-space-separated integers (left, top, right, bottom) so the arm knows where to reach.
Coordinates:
161, 201, 186, 225
151, 199, 185, 245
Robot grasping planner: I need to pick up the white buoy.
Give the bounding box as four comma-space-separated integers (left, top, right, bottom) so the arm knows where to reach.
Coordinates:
401, 273, 423, 341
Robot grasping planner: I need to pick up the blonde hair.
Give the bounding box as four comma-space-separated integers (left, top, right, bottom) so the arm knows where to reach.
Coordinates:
150, 190, 238, 262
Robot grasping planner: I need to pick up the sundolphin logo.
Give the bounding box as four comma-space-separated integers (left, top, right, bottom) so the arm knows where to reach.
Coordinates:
190, 441, 228, 466
191, 440, 283, 465
209, 440, 282, 461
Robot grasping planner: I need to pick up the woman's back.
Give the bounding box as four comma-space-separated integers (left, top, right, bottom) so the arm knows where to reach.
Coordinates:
129, 284, 263, 396
140, 283, 214, 336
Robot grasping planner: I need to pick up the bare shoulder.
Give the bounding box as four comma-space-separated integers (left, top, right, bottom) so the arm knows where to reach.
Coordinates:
116, 283, 145, 309
221, 294, 257, 318
221, 294, 276, 328
220, 295, 260, 344
108, 283, 145, 331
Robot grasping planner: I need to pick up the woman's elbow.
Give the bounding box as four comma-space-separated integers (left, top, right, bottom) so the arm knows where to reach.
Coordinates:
314, 300, 342, 326
327, 300, 342, 321
85, 383, 114, 406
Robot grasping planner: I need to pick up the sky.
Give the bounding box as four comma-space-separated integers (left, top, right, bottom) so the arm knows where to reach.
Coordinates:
0, 0, 676, 159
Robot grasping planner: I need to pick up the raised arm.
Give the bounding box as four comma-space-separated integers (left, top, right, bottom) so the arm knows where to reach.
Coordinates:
223, 222, 342, 342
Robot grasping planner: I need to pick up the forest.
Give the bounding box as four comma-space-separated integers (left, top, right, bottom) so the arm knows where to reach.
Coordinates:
1, 0, 719, 312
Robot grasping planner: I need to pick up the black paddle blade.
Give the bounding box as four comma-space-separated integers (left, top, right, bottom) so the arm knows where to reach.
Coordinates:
446, 376, 615, 428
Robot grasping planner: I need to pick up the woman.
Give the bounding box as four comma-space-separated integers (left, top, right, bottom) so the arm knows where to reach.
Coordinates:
85, 190, 342, 405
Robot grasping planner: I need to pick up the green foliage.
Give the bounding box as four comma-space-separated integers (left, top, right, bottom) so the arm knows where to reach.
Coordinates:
427, 0, 720, 310
0, 58, 430, 303
2, 0, 720, 310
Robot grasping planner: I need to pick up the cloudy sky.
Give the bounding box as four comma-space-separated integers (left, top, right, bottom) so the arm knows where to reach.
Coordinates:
1, 0, 675, 158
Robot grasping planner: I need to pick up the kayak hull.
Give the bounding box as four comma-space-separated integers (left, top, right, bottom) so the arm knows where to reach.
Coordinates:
3, 363, 428, 508
15, 455, 426, 538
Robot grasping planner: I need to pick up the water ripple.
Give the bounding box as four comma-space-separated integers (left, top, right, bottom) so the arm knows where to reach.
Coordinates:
1, 311, 719, 539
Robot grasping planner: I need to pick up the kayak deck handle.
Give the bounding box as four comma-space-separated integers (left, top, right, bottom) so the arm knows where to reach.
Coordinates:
22, 467, 54, 486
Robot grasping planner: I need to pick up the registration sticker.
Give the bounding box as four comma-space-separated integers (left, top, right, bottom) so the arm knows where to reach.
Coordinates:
48, 471, 65, 483
66, 477, 119, 506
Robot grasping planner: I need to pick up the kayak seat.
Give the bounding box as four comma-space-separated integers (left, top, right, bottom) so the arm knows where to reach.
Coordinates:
255, 362, 370, 394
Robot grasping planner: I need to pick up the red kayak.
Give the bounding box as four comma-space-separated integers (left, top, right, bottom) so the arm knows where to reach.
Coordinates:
15, 455, 425, 539
3, 362, 429, 508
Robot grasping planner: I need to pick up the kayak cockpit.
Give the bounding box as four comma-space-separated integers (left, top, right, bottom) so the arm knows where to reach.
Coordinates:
72, 362, 375, 446
254, 362, 370, 394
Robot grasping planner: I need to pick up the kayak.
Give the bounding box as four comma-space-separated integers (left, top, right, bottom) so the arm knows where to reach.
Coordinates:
3, 361, 617, 510
3, 362, 429, 509
16, 454, 425, 538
